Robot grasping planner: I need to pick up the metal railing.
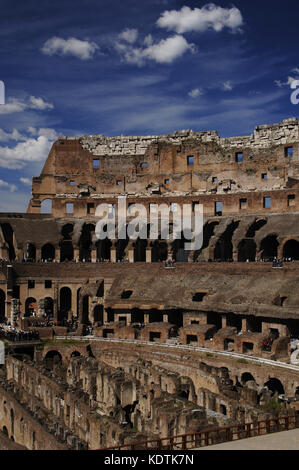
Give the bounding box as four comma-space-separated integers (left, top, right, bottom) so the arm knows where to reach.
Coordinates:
98, 415, 299, 450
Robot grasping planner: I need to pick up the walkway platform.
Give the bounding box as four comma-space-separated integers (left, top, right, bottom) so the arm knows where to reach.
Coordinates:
200, 428, 299, 450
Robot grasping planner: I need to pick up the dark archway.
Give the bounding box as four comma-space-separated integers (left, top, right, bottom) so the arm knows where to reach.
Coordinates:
93, 305, 103, 324
134, 238, 147, 262
25, 297, 37, 317
44, 297, 54, 318
82, 295, 89, 324
260, 235, 279, 261
214, 221, 240, 261
172, 232, 189, 262
96, 238, 112, 261
79, 224, 95, 261
238, 239, 256, 262
44, 350, 62, 369
283, 240, 299, 260
59, 287, 72, 322
70, 351, 81, 358
0, 223, 16, 260
246, 219, 267, 238
0, 289, 5, 322
194, 221, 219, 261
41, 244, 55, 261
60, 224, 74, 261
151, 240, 168, 262
264, 378, 285, 396
241, 372, 256, 386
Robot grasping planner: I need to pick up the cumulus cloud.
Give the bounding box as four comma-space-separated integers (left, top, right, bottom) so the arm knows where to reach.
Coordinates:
157, 4, 243, 34
118, 28, 138, 44
188, 88, 203, 98
19, 177, 32, 186
0, 127, 58, 169
0, 179, 17, 192
0, 129, 25, 142
116, 34, 195, 66
222, 80, 233, 91
41, 36, 99, 60
0, 96, 53, 115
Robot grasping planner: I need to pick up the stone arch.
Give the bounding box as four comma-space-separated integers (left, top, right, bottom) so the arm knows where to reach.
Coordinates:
238, 239, 256, 262
151, 239, 168, 262
41, 243, 55, 261
40, 198, 52, 214
282, 239, 299, 260
246, 219, 267, 238
0, 289, 5, 322
264, 377, 285, 396
44, 350, 62, 369
59, 287, 72, 322
260, 235, 279, 261
96, 236, 112, 261
2, 426, 8, 437
70, 350, 81, 358
25, 297, 37, 317
241, 372, 256, 386
194, 220, 220, 261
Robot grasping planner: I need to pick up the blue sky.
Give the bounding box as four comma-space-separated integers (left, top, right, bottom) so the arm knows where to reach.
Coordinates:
0, 0, 298, 211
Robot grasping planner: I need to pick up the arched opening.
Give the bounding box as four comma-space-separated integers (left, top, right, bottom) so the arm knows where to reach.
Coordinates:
241, 372, 256, 386
70, 351, 81, 358
246, 219, 267, 238
93, 305, 103, 325
264, 378, 285, 396
60, 224, 74, 261
134, 238, 147, 262
260, 235, 279, 261
79, 224, 95, 261
238, 239, 256, 262
41, 244, 55, 262
82, 295, 89, 324
25, 243, 36, 262
172, 232, 189, 262
214, 221, 240, 261
44, 350, 62, 369
131, 308, 144, 324
25, 297, 37, 317
115, 236, 129, 262
40, 199, 52, 214
59, 287, 72, 322
220, 404, 227, 416
2, 426, 8, 437
283, 240, 299, 260
194, 221, 219, 261
0, 289, 5, 322
44, 297, 54, 319
96, 238, 112, 261
0, 223, 16, 260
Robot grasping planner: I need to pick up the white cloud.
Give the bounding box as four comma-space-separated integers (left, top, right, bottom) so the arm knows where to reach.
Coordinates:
27, 127, 58, 140
222, 80, 233, 91
188, 88, 203, 98
19, 177, 32, 186
0, 128, 25, 142
118, 28, 138, 44
157, 4, 243, 34
116, 34, 195, 66
0, 96, 53, 115
0, 179, 17, 192
292, 68, 299, 74
0, 135, 55, 169
41, 36, 99, 60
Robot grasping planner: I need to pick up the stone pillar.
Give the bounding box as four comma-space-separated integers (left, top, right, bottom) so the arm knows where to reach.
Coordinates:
36, 248, 41, 262
111, 248, 116, 263
55, 248, 60, 262
221, 314, 227, 329
128, 250, 134, 263
11, 298, 20, 327
144, 313, 149, 325
103, 309, 108, 323
146, 248, 152, 263
74, 248, 79, 262
163, 314, 168, 323
37, 298, 45, 318
242, 318, 248, 332
91, 248, 97, 263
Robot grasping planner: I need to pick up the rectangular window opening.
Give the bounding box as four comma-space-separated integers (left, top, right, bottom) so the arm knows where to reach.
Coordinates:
66, 203, 74, 214
236, 152, 244, 163
93, 159, 100, 169
263, 197, 271, 209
